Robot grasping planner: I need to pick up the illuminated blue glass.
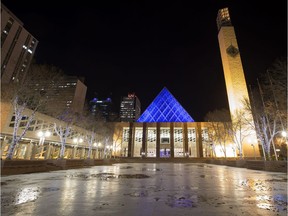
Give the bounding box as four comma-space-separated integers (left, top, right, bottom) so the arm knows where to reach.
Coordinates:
137, 87, 194, 122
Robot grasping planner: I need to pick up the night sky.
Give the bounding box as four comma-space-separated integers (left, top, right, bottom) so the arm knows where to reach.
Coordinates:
2, 1, 287, 121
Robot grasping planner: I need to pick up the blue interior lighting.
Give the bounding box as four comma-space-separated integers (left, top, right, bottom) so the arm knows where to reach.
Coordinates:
137, 87, 194, 122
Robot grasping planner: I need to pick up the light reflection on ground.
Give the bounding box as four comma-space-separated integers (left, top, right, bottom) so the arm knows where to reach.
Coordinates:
1, 163, 287, 216
15, 186, 40, 205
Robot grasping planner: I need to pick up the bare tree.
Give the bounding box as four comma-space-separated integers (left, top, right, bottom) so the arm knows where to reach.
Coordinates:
205, 109, 231, 158
78, 105, 104, 159
246, 57, 287, 160
1, 63, 64, 160
229, 108, 254, 159
53, 109, 80, 159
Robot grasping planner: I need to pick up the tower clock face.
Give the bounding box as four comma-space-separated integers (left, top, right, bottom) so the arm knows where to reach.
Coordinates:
226, 44, 239, 57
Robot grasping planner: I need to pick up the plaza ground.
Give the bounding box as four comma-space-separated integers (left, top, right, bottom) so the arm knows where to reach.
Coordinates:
1, 162, 287, 216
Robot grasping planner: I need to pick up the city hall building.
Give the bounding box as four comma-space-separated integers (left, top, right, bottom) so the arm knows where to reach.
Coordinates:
112, 87, 257, 159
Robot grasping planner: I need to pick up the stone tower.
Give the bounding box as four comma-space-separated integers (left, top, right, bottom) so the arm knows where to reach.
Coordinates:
216, 8, 260, 158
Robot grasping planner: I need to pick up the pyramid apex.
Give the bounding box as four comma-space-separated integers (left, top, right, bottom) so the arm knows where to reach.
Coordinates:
137, 87, 194, 123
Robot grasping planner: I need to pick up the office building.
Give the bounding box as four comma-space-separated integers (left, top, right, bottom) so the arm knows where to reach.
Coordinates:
36, 76, 87, 115
89, 97, 114, 121
120, 93, 141, 122
1, 3, 38, 84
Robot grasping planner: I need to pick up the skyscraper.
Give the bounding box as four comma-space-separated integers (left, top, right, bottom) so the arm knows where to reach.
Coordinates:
1, 3, 38, 84
120, 93, 141, 122
89, 97, 116, 121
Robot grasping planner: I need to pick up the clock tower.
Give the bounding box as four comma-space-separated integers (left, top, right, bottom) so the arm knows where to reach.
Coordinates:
217, 8, 260, 158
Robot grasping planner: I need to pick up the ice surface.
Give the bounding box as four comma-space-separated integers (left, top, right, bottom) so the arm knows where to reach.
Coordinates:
1, 163, 287, 216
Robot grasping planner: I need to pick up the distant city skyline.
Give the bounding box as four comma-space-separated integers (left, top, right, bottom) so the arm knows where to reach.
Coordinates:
2, 1, 286, 121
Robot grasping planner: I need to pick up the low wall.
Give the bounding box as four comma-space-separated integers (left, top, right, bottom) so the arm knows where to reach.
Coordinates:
1, 158, 287, 176
205, 159, 287, 172
1, 160, 48, 175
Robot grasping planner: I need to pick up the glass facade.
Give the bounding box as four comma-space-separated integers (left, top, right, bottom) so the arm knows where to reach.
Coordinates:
137, 87, 194, 122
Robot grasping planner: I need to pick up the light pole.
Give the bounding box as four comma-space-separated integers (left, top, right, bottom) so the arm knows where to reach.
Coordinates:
251, 144, 256, 160
281, 131, 287, 143
37, 131, 51, 159
73, 137, 83, 146
73, 137, 83, 159
97, 142, 102, 159
37, 131, 51, 145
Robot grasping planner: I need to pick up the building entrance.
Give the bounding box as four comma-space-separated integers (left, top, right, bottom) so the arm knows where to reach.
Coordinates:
160, 148, 170, 158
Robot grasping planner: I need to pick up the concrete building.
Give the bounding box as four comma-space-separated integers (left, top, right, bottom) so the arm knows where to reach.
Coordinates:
1, 3, 38, 84
37, 76, 87, 115
120, 93, 141, 122
0, 101, 104, 160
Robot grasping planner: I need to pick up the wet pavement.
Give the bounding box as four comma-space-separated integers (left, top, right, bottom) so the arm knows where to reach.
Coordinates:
1, 163, 287, 216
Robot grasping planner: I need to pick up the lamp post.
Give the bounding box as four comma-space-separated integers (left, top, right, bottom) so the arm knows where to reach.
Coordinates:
37, 131, 51, 145
281, 131, 287, 144
73, 137, 83, 146
251, 144, 256, 160
73, 137, 83, 159
37, 131, 51, 159
248, 138, 257, 160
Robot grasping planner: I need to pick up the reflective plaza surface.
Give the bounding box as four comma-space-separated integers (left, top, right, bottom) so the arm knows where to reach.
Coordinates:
1, 163, 287, 216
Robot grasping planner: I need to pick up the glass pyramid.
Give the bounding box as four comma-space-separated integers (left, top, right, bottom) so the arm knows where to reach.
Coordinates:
137, 87, 194, 122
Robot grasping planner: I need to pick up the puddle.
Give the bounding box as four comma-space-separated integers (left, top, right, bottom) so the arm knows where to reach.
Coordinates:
65, 173, 150, 180
239, 179, 272, 191
120, 166, 134, 169
166, 195, 197, 208
124, 190, 148, 197
118, 174, 150, 179
41, 187, 60, 192
142, 168, 162, 172
90, 173, 117, 180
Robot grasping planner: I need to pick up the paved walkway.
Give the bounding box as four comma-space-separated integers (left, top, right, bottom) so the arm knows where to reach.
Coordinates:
1, 163, 287, 216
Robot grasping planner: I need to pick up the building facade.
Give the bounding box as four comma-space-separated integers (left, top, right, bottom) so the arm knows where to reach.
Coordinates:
120, 93, 141, 122
111, 87, 259, 159
1, 3, 38, 84
38, 76, 87, 115
0, 102, 105, 160
112, 122, 257, 158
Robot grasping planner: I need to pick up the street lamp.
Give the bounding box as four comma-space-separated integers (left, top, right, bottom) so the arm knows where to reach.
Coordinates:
248, 138, 257, 160
73, 137, 83, 146
97, 143, 102, 159
251, 144, 256, 160
105, 145, 113, 158
73, 137, 83, 158
37, 130, 51, 159
37, 131, 51, 145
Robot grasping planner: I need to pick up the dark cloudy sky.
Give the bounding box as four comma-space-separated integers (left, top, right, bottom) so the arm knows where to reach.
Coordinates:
2, 1, 287, 121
